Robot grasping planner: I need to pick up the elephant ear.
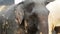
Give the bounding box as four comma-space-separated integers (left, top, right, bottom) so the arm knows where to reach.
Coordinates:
15, 3, 24, 25
24, 2, 35, 13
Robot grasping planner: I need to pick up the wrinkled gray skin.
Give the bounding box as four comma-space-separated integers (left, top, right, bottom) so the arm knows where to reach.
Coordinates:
22, 0, 49, 34
0, 0, 49, 34
0, 3, 25, 34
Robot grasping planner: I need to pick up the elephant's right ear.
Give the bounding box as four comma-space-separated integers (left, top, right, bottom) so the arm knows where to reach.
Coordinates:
15, 3, 24, 25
